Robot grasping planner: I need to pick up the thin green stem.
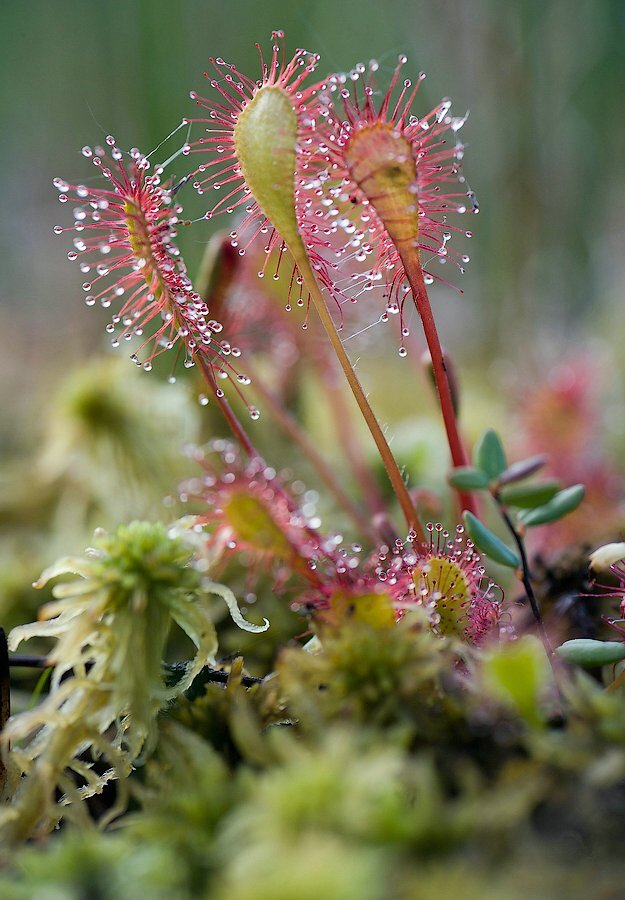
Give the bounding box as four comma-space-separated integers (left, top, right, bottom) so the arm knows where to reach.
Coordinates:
401, 252, 477, 516
294, 253, 425, 542
315, 358, 390, 522
496, 501, 565, 706
247, 364, 377, 539
495, 497, 553, 654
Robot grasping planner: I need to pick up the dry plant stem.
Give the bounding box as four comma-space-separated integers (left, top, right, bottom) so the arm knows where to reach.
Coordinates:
246, 364, 375, 538
401, 252, 477, 516
7, 655, 50, 669
196, 354, 257, 459
295, 254, 425, 541
8, 656, 264, 687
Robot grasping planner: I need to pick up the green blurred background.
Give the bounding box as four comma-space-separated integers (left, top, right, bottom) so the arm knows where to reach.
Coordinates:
1, 0, 624, 450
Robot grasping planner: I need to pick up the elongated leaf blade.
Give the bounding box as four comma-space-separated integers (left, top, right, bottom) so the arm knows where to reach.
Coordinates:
463, 512, 520, 569
519, 484, 585, 527
499, 454, 549, 485
499, 480, 562, 509
448, 467, 490, 490
556, 639, 625, 667
473, 429, 507, 480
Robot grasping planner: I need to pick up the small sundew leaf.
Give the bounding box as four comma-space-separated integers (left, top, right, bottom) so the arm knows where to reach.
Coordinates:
413, 557, 471, 639
234, 85, 301, 251
498, 454, 548, 485
555, 639, 625, 667
328, 591, 396, 629
472, 429, 507, 480
518, 484, 585, 527
206, 580, 270, 633
463, 512, 520, 569
498, 480, 562, 509
223, 491, 294, 558
447, 467, 490, 490
344, 125, 420, 248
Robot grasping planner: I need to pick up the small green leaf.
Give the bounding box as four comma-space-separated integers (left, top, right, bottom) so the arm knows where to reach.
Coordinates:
499, 480, 562, 509
472, 428, 507, 480
518, 484, 585, 527
556, 639, 625, 667
499, 454, 548, 485
448, 467, 490, 490
463, 511, 521, 569
482, 636, 551, 726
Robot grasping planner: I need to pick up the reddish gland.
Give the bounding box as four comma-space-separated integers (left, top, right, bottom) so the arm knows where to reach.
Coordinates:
344, 124, 420, 250
343, 122, 476, 514
414, 556, 471, 638
123, 200, 161, 290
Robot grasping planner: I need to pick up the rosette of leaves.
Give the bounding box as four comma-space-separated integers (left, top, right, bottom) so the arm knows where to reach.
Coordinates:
0, 520, 266, 843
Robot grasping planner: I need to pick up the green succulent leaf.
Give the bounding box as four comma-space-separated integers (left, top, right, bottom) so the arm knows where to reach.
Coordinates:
463, 511, 521, 569
555, 639, 625, 667
498, 454, 549, 485
518, 484, 585, 527
448, 467, 490, 490
498, 480, 562, 509
472, 429, 507, 480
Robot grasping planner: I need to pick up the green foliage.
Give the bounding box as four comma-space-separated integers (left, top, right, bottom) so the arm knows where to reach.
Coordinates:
447, 466, 490, 490
556, 639, 625, 667
472, 428, 507, 480
463, 511, 520, 569
4, 615, 625, 897
498, 454, 548, 485
518, 484, 585, 527
222, 490, 295, 556
481, 636, 552, 727
2, 13, 624, 893
0, 522, 264, 843
278, 614, 471, 740
498, 479, 562, 509
0, 831, 183, 900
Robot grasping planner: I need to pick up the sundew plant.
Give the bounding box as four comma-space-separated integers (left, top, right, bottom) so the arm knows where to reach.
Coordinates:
2, 30, 625, 898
